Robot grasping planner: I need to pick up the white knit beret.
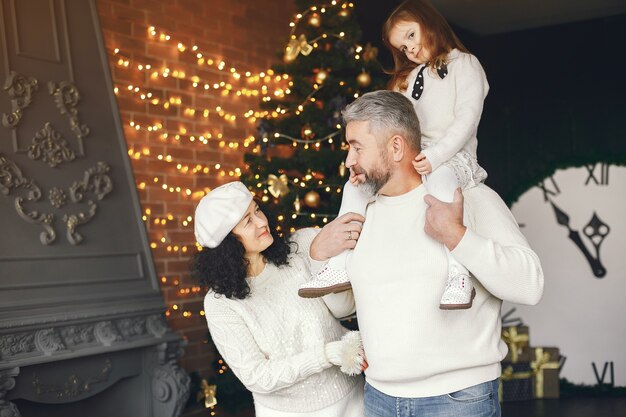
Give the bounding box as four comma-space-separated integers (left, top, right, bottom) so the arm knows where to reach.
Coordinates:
194, 181, 253, 248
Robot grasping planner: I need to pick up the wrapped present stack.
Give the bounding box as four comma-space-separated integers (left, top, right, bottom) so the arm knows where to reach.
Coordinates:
499, 311, 563, 402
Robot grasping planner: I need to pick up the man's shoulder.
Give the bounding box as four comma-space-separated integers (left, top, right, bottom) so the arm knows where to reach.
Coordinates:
464, 183, 498, 196
464, 183, 509, 210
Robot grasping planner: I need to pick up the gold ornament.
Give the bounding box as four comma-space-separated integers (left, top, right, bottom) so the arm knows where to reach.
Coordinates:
339, 161, 346, 177
294, 195, 301, 213
304, 190, 320, 208
284, 34, 313, 63
362, 43, 379, 62
308, 12, 321, 27
314, 68, 329, 84
198, 379, 217, 408
356, 70, 372, 87
338, 7, 350, 18
301, 123, 315, 140
267, 174, 289, 198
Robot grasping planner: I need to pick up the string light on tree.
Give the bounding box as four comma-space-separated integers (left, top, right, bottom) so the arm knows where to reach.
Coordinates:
314, 68, 329, 84
338, 2, 351, 17
308, 12, 321, 27
301, 124, 316, 141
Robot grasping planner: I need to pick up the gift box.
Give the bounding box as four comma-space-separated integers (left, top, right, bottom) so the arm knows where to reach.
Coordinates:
501, 326, 531, 363
531, 347, 561, 399
499, 362, 534, 402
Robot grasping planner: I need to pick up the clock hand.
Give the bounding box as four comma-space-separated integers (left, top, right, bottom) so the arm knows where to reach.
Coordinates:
549, 201, 607, 278
584, 212, 610, 251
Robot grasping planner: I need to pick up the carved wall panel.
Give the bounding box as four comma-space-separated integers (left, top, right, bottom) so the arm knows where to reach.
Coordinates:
27, 122, 76, 167
49, 81, 89, 154
11, 0, 63, 64
1, 71, 38, 129
0, 153, 112, 245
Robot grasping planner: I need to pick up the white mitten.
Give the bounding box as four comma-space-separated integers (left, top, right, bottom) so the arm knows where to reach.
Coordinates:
324, 331, 364, 376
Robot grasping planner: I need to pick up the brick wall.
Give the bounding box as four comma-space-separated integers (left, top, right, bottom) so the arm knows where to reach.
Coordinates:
96, 0, 295, 380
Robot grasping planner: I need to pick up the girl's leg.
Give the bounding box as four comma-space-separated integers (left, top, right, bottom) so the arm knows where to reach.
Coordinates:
423, 166, 476, 309
298, 181, 370, 298
328, 181, 369, 269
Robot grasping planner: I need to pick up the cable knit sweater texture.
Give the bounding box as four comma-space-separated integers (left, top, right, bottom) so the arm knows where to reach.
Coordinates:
322, 183, 544, 398
401, 48, 489, 174
202, 229, 360, 414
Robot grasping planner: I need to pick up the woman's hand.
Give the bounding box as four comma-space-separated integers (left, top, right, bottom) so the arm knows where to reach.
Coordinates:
310, 212, 365, 261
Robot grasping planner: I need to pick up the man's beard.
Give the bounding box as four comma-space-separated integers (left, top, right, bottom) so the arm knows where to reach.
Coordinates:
353, 156, 392, 196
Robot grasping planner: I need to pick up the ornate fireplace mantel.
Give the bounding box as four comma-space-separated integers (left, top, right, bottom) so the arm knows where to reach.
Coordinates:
0, 1, 189, 416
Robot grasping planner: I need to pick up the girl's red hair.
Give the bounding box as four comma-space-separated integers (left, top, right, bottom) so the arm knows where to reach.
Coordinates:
382, 0, 468, 90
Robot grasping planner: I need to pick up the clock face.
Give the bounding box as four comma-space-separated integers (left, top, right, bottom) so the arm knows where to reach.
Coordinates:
505, 163, 626, 386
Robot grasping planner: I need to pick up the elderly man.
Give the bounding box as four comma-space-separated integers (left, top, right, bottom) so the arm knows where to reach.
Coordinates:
312, 90, 543, 417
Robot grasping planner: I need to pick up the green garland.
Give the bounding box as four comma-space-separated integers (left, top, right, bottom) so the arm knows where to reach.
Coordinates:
560, 378, 626, 398
504, 155, 626, 207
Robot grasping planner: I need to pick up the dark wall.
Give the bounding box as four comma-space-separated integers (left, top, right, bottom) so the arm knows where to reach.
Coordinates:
467, 14, 626, 203
356, 5, 626, 203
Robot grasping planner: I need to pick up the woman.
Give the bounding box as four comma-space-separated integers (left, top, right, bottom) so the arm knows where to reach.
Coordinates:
192, 181, 365, 417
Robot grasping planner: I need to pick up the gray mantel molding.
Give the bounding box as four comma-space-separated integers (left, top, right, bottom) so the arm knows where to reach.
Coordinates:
152, 340, 191, 417
0, 367, 21, 417
0, 312, 180, 370
0, 294, 167, 330
3, 339, 189, 411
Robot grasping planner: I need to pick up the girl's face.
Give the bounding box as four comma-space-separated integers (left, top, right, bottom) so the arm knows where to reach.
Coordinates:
232, 201, 273, 255
388, 20, 430, 65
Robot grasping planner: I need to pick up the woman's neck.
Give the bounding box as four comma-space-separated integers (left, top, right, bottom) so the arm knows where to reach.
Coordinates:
246, 253, 266, 278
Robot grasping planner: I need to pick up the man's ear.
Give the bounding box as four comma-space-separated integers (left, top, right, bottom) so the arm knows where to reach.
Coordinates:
389, 134, 406, 162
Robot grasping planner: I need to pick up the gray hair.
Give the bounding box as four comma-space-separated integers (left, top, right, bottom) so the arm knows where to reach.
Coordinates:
342, 90, 421, 151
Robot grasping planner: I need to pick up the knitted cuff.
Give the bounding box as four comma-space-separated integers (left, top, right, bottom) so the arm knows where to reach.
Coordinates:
325, 340, 343, 364
315, 342, 333, 370
421, 147, 443, 173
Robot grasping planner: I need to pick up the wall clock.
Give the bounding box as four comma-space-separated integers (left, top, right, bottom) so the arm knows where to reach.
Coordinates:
503, 163, 625, 386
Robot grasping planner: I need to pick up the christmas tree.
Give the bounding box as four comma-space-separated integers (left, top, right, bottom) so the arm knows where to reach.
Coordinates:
242, 0, 385, 231
188, 3, 380, 413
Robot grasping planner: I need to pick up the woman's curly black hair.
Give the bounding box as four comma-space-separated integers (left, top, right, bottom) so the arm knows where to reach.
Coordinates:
191, 203, 292, 299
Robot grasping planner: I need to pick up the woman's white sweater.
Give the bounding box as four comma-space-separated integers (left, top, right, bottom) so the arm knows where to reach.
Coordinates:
203, 229, 360, 414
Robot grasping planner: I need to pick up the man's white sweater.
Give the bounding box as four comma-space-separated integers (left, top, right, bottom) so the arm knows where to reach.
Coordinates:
324, 183, 543, 398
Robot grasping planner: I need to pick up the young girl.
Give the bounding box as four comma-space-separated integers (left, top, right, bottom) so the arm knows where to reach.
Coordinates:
298, 0, 488, 310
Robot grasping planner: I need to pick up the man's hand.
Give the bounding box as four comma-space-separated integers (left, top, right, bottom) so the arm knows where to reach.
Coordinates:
413, 152, 432, 175
424, 188, 466, 250
310, 212, 365, 261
